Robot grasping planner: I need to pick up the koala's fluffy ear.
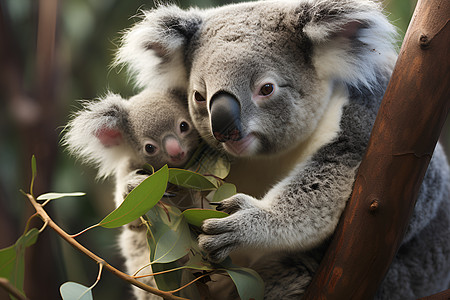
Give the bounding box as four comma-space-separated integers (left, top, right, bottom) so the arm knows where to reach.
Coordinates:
63, 93, 131, 178
298, 0, 398, 90
115, 6, 203, 90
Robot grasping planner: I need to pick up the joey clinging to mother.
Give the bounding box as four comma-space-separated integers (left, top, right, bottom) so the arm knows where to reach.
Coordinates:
64, 89, 201, 300
64, 89, 199, 207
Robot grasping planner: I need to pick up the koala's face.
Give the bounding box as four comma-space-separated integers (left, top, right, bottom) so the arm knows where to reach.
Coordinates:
187, 3, 331, 157
128, 91, 199, 169
118, 0, 396, 158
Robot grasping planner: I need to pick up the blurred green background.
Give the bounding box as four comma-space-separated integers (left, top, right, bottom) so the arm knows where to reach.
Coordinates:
0, 0, 448, 299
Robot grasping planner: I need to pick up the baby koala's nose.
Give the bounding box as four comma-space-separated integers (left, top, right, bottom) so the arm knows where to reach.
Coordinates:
165, 137, 185, 160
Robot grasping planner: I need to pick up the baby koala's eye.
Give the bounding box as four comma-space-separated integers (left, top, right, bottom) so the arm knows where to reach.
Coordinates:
259, 83, 275, 96
180, 121, 190, 133
193, 91, 206, 102
144, 144, 157, 155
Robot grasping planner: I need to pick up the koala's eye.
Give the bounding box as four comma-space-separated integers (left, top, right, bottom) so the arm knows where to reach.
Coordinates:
180, 121, 190, 133
144, 144, 157, 155
259, 83, 274, 96
193, 91, 206, 102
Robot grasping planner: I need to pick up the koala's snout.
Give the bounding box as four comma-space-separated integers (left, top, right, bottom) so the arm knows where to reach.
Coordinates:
209, 92, 242, 142
164, 136, 185, 160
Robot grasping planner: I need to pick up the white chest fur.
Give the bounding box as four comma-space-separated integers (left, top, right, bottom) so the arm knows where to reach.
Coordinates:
226, 86, 349, 198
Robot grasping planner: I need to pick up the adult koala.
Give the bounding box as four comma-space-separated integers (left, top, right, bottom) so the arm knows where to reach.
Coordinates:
116, 0, 450, 298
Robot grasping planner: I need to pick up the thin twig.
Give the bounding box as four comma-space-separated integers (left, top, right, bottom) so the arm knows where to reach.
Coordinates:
133, 266, 186, 279
168, 273, 211, 294
0, 278, 28, 300
133, 262, 152, 277
78, 262, 104, 299
25, 193, 187, 300
69, 223, 100, 238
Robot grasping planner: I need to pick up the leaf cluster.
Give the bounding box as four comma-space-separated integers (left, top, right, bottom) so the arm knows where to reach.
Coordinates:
0, 155, 264, 300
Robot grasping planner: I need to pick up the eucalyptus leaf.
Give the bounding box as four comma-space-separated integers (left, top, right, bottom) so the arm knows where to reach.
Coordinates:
182, 209, 229, 228
0, 228, 39, 296
220, 258, 265, 300
37, 192, 86, 201
186, 143, 231, 179
60, 282, 93, 300
169, 168, 217, 190
151, 261, 183, 292
196, 152, 231, 179
145, 205, 185, 292
179, 269, 203, 300
31, 155, 36, 181
30, 155, 37, 195
153, 218, 191, 264
183, 253, 215, 272
99, 165, 168, 228
0, 247, 15, 284
212, 183, 236, 203
146, 205, 178, 248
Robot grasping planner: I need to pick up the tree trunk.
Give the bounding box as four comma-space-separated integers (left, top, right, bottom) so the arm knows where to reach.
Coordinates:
303, 0, 450, 299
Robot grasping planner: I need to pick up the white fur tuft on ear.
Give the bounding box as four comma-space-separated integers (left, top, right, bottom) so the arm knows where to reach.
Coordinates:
303, 0, 398, 91
62, 93, 133, 178
114, 5, 203, 90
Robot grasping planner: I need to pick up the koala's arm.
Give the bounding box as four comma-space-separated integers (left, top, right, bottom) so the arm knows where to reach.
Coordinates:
199, 101, 372, 262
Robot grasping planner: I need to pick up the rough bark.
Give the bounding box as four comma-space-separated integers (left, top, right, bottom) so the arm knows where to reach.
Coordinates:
303, 0, 450, 299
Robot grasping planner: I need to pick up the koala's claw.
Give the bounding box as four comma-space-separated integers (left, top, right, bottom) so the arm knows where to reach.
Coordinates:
213, 193, 251, 214
199, 194, 264, 262
198, 232, 237, 263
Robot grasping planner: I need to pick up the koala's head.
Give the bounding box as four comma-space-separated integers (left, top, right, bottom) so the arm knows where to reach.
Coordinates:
64, 90, 199, 177
117, 0, 396, 157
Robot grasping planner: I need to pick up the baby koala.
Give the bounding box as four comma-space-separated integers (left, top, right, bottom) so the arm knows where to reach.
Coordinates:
64, 89, 199, 299
64, 88, 199, 206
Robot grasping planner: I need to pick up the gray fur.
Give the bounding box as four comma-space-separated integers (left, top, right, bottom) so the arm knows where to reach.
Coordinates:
64, 89, 199, 180
117, 0, 450, 299
64, 89, 200, 299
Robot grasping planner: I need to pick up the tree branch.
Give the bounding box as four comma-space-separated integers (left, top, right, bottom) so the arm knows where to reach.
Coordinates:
304, 0, 449, 298
0, 278, 28, 300
26, 193, 188, 300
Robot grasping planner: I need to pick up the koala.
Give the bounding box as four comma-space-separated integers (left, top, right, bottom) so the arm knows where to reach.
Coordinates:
116, 0, 450, 299
64, 89, 200, 299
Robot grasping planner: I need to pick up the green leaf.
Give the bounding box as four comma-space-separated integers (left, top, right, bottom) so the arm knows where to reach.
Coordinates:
30, 155, 37, 195
185, 143, 231, 179
196, 152, 231, 179
153, 218, 191, 264
182, 209, 229, 228
183, 253, 214, 272
0, 228, 39, 296
60, 282, 93, 300
151, 261, 183, 292
99, 165, 168, 228
37, 192, 86, 201
212, 183, 236, 203
220, 258, 265, 300
168, 168, 217, 191
0, 247, 16, 283
145, 205, 185, 292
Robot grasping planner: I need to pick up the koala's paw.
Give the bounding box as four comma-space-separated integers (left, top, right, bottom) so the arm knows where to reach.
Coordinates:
199, 194, 263, 263
212, 193, 254, 214
124, 170, 149, 195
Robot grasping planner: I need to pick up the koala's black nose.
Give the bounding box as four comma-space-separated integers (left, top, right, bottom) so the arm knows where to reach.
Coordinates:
209, 92, 242, 142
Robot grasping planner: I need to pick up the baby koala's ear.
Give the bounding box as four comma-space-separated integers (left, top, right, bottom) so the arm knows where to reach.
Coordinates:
63, 93, 130, 177
94, 127, 123, 148
88, 95, 130, 148
83, 93, 129, 147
